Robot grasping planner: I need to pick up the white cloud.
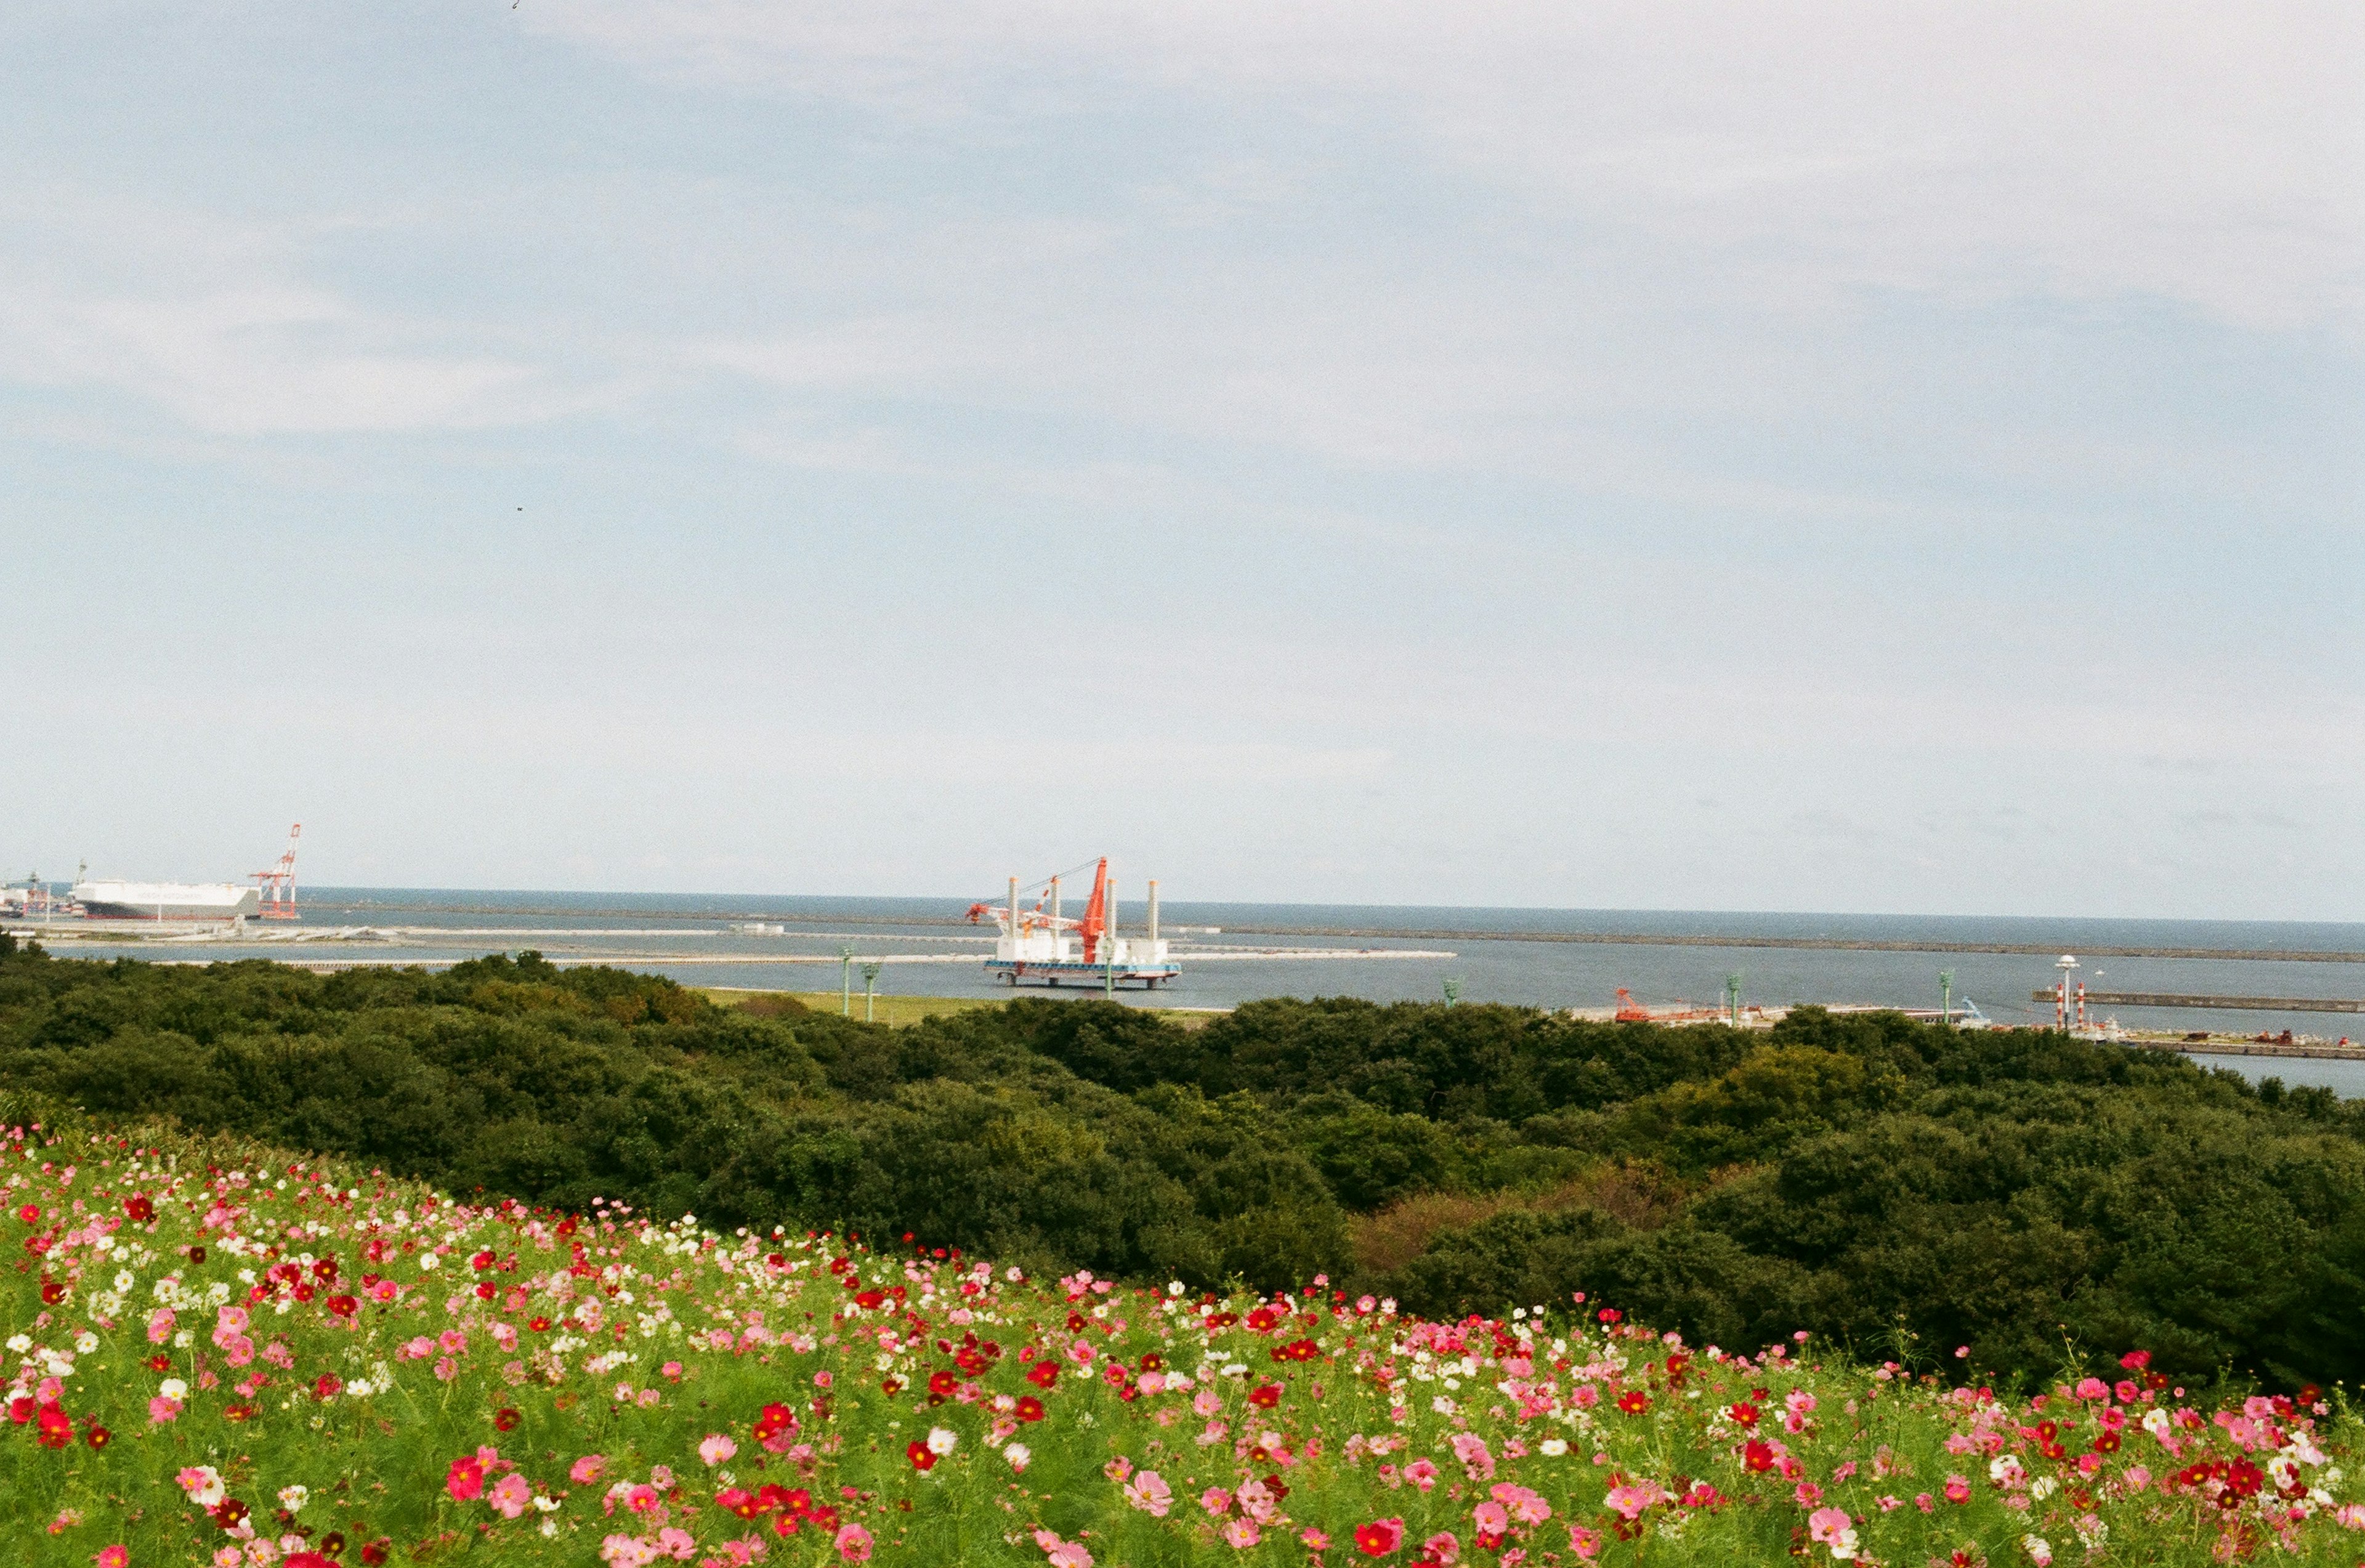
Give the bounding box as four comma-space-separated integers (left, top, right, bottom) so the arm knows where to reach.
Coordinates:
0, 193, 600, 434
536, 1, 2365, 332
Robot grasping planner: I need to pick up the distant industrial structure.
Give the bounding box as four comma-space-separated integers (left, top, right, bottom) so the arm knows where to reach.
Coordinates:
968, 858, 1181, 990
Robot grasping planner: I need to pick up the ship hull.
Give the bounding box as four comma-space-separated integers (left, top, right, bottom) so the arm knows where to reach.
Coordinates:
71, 881, 259, 920
987, 959, 1181, 990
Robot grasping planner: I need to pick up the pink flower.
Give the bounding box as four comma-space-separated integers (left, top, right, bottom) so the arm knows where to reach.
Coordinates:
1423, 1533, 1460, 1565
146, 1308, 175, 1344
657, 1527, 697, 1560
488, 1473, 533, 1520
1300, 1530, 1332, 1550
1604, 1485, 1654, 1521
1404, 1458, 1441, 1493
1200, 1487, 1233, 1517
1793, 1481, 1822, 1508
699, 1434, 738, 1466
572, 1455, 608, 1484
1450, 1433, 1496, 1479
1123, 1470, 1173, 1517
1489, 1483, 1551, 1526
1943, 1475, 1971, 1504
2124, 1465, 2152, 1492
835, 1524, 874, 1563
1102, 1457, 1133, 1482
147, 1396, 181, 1425
1806, 1507, 1856, 1554
1568, 1525, 1601, 1559
1472, 1501, 1510, 1537
1223, 1519, 1262, 1550
96, 1549, 129, 1568
1032, 1530, 1091, 1568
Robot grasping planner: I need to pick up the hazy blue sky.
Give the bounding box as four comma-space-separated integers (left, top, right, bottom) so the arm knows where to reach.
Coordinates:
4, 2, 2359, 917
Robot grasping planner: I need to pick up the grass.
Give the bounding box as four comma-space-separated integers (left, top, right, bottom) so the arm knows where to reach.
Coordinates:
703, 988, 1226, 1030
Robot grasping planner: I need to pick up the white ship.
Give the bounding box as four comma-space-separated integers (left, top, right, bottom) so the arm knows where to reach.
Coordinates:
968, 858, 1180, 990
70, 879, 260, 921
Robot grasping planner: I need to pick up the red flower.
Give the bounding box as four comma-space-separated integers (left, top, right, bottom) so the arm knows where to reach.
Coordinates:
36, 1404, 73, 1447
1248, 1384, 1282, 1409
1597, 1307, 1622, 1324
1015, 1396, 1046, 1423
494, 1407, 520, 1431
326, 1295, 358, 1319
1744, 1439, 1776, 1473
928, 1370, 958, 1397
1729, 1402, 1760, 1426
1617, 1389, 1650, 1414
528, 1315, 552, 1333
879, 1376, 904, 1396
147, 1353, 172, 1372
211, 1499, 251, 1530
906, 1440, 937, 1472
287, 1554, 333, 1568
315, 1375, 344, 1400
1354, 1518, 1405, 1557
40, 1279, 65, 1306
14, 1203, 36, 1224
85, 1423, 111, 1449
124, 1195, 154, 1224
1025, 1360, 1058, 1389
360, 1540, 393, 1566
223, 1404, 255, 1423
447, 1455, 486, 1501
2118, 1350, 2151, 1372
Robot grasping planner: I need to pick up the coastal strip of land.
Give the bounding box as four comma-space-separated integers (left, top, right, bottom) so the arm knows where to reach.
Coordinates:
249, 906, 2365, 964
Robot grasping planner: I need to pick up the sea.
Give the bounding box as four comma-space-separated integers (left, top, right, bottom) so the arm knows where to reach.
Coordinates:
27, 889, 2365, 1096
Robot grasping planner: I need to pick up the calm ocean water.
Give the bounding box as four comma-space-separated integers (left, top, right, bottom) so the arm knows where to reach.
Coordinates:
34, 887, 2365, 1092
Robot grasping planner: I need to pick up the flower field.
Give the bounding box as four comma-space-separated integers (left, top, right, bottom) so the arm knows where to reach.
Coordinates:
7, 1113, 2365, 1567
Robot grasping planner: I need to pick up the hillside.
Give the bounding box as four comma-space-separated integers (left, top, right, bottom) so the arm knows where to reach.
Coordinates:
4, 938, 2364, 1395
4, 1101, 2363, 1566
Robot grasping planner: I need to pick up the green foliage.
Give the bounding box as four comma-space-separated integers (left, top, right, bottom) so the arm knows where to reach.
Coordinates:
3, 944, 2360, 1393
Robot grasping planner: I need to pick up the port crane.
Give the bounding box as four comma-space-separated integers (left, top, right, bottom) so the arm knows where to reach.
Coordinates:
248, 823, 301, 920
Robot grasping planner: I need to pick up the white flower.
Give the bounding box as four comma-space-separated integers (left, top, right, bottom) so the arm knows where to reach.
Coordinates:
1003, 1442, 1032, 1471
3, 1334, 28, 1354
345, 1380, 374, 1398
2029, 1475, 2058, 1501
2021, 1534, 2054, 1567
278, 1485, 310, 1513
1168, 1281, 1186, 1296
1431, 1396, 1458, 1416
159, 1378, 188, 1401
1990, 1455, 2026, 1487
418, 1252, 439, 1271
1221, 1364, 1248, 1379
926, 1427, 958, 1457
114, 1271, 135, 1293
1540, 1439, 1569, 1457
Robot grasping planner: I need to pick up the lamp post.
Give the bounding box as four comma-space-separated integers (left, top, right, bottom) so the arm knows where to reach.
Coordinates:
1939, 969, 1955, 1025
839, 945, 855, 1017
861, 962, 882, 1024
1442, 978, 1461, 1008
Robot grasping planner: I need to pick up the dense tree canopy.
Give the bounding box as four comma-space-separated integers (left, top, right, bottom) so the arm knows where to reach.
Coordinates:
2, 939, 2356, 1392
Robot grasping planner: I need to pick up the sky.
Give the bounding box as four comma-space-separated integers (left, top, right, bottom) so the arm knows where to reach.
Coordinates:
2, 2, 2359, 918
